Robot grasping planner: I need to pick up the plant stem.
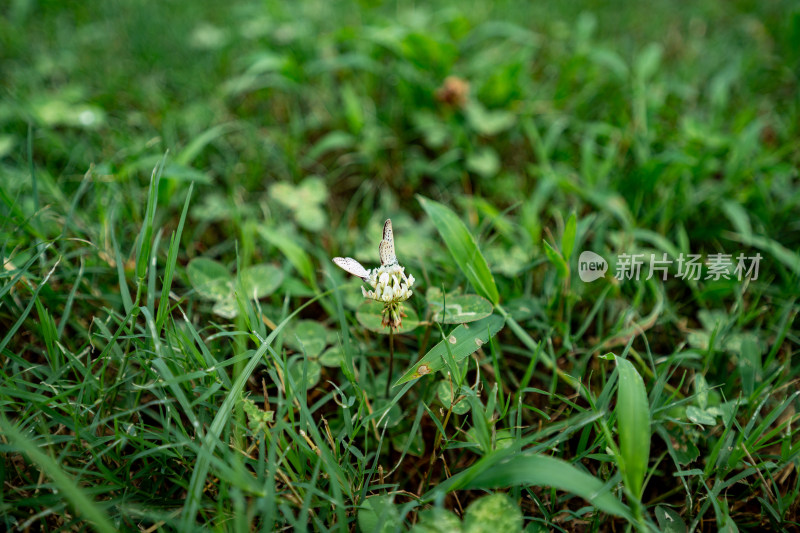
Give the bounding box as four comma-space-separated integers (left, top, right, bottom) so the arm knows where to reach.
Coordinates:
386, 328, 394, 397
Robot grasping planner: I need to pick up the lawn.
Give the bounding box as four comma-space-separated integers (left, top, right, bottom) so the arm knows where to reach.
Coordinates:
1, 0, 799, 531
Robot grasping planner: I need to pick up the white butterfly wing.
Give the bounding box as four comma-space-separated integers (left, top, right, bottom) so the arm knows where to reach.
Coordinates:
332, 257, 370, 280
379, 219, 397, 266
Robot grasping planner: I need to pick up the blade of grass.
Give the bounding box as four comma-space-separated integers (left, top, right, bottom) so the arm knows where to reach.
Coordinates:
418, 195, 499, 305
0, 416, 117, 533
615, 356, 651, 515
179, 288, 336, 531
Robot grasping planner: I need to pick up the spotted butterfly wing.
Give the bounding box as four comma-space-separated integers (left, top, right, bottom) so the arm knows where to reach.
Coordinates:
332, 257, 370, 281
378, 219, 397, 266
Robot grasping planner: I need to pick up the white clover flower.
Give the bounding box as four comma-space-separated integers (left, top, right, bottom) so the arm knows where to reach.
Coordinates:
363, 263, 414, 304
332, 219, 416, 329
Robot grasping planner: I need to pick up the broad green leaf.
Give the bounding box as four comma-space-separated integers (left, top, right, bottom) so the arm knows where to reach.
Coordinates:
286, 320, 329, 357
341, 82, 364, 134
722, 200, 753, 238
356, 300, 420, 334
616, 357, 651, 499
287, 358, 321, 389
303, 130, 356, 162
318, 346, 344, 368
357, 494, 400, 533
191, 193, 232, 222
466, 427, 513, 453
0, 135, 14, 158
437, 380, 470, 415
400, 32, 458, 74
412, 111, 449, 149
428, 292, 493, 324
395, 314, 505, 385
635, 42, 663, 81
655, 505, 687, 533
484, 245, 529, 277
297, 176, 329, 204
295, 204, 327, 232
212, 297, 238, 319
240, 264, 284, 299
694, 373, 710, 410
463, 452, 631, 519
464, 101, 517, 135
411, 508, 462, 533
271, 182, 300, 210
737, 334, 761, 397
373, 398, 403, 428
257, 225, 315, 282
418, 196, 499, 304
463, 493, 522, 533
562, 212, 577, 263
394, 430, 425, 457
466, 147, 500, 178
686, 405, 716, 426
542, 240, 568, 279
187, 258, 233, 301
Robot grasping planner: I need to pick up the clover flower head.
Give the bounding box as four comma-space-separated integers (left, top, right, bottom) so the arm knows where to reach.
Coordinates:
360, 263, 415, 304
332, 219, 416, 330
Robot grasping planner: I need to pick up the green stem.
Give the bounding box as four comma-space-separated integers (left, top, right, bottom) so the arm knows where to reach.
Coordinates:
422, 405, 453, 494
386, 328, 394, 397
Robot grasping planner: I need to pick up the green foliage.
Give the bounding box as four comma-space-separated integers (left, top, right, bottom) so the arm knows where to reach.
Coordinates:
459, 452, 632, 519
2, 0, 799, 531
186, 258, 283, 317
418, 196, 500, 305
358, 495, 401, 533
615, 356, 651, 502
410, 508, 462, 533
426, 289, 494, 324
462, 493, 523, 533
356, 300, 421, 334
270, 176, 329, 231
395, 314, 505, 385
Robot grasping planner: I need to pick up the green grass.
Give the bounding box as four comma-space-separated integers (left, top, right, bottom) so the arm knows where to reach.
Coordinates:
2, 0, 800, 531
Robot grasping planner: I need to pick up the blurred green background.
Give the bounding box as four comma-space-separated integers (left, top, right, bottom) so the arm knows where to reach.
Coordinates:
2, 0, 800, 531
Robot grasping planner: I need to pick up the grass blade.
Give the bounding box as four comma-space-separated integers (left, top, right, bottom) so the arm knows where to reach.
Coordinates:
394, 314, 505, 385
615, 356, 651, 501
418, 195, 499, 305
463, 452, 632, 520
0, 416, 117, 533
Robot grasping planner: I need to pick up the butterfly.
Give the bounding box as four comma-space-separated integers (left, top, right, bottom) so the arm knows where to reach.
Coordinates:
333, 219, 397, 280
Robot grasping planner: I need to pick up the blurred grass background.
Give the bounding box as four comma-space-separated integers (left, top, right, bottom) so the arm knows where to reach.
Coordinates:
2, 0, 800, 531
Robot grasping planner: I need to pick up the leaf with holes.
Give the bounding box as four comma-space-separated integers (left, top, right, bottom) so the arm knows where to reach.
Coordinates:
395, 314, 505, 385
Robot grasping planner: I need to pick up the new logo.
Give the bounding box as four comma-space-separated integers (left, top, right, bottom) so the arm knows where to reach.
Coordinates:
578, 251, 607, 282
